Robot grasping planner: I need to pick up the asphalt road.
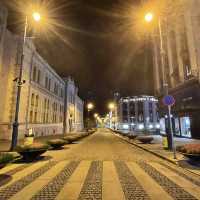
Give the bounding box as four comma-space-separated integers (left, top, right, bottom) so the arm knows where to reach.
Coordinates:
48, 128, 161, 162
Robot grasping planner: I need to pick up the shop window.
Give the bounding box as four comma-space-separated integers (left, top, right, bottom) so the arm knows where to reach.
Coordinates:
180, 117, 191, 138
160, 118, 166, 134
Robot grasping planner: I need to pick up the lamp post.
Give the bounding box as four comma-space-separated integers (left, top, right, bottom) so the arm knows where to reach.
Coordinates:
108, 103, 115, 129
10, 12, 41, 151
145, 12, 174, 150
86, 103, 94, 131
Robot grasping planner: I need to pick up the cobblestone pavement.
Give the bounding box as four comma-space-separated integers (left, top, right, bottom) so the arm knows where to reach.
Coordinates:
0, 128, 199, 200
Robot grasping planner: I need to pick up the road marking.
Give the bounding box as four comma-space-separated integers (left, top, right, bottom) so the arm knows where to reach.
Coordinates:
114, 161, 150, 200
0, 161, 56, 199
9, 161, 69, 200
31, 161, 80, 200
0, 163, 25, 174
138, 161, 197, 200
103, 161, 125, 200
0, 161, 49, 188
56, 161, 91, 200
127, 162, 173, 200
149, 162, 200, 199
78, 160, 103, 200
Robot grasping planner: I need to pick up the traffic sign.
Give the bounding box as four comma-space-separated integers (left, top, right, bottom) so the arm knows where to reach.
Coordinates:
163, 95, 175, 106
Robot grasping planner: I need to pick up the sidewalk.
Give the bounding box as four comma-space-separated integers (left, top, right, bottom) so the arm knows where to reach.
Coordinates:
117, 134, 200, 176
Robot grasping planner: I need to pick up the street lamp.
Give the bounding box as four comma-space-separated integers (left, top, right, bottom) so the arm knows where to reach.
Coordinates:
33, 12, 41, 22
86, 103, 94, 130
87, 103, 94, 111
10, 11, 42, 151
145, 12, 153, 22
94, 113, 98, 118
144, 12, 175, 154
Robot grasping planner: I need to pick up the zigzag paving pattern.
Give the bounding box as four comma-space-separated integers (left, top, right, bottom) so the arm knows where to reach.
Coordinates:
0, 160, 199, 200
0, 130, 199, 200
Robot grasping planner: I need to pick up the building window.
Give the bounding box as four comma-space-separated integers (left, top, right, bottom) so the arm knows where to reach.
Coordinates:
31, 93, 35, 106
34, 112, 37, 123
30, 111, 33, 123
149, 102, 153, 123
179, 16, 191, 79
33, 67, 37, 81
35, 95, 39, 107
169, 29, 179, 83
60, 88, 64, 98
48, 78, 51, 91
37, 70, 41, 84
138, 102, 144, 122
45, 76, 48, 89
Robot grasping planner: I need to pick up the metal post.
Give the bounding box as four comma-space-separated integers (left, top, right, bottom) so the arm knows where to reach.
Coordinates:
10, 16, 28, 151
158, 17, 173, 149
168, 105, 176, 159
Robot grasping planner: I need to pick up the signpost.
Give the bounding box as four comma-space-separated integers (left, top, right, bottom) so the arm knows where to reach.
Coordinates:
162, 95, 176, 159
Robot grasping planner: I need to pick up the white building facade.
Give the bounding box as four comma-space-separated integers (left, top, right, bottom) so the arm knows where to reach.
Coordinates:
152, 0, 200, 139
116, 96, 159, 133
0, 5, 84, 140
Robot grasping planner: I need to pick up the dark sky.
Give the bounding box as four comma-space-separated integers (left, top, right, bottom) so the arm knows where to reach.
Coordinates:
3, 0, 154, 115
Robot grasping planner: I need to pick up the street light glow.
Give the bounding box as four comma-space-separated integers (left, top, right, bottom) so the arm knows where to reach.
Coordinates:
33, 12, 41, 22
145, 12, 153, 22
87, 103, 94, 110
94, 113, 98, 118
108, 103, 115, 110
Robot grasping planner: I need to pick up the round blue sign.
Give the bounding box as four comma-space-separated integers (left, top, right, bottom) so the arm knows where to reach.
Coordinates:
163, 95, 175, 106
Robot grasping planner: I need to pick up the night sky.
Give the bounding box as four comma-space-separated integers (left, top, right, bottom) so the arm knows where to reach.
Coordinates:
3, 0, 154, 115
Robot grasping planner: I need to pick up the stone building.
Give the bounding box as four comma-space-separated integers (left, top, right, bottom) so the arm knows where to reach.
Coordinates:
152, 0, 200, 138
116, 96, 159, 133
63, 77, 84, 133
0, 5, 84, 140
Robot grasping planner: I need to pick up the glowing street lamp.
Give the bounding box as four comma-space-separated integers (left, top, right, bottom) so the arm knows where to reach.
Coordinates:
87, 103, 94, 111
33, 12, 41, 22
108, 102, 115, 111
145, 12, 154, 22
94, 113, 98, 118
11, 10, 42, 151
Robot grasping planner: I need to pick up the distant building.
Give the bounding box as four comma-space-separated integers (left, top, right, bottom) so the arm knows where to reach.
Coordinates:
152, 0, 200, 138
116, 96, 159, 133
63, 77, 84, 133
0, 5, 84, 140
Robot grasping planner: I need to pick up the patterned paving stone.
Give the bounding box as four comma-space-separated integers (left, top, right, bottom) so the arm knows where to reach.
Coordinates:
159, 162, 200, 187
138, 161, 197, 200
0, 164, 31, 187
78, 161, 103, 200
31, 161, 80, 200
114, 161, 150, 200
0, 161, 56, 200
